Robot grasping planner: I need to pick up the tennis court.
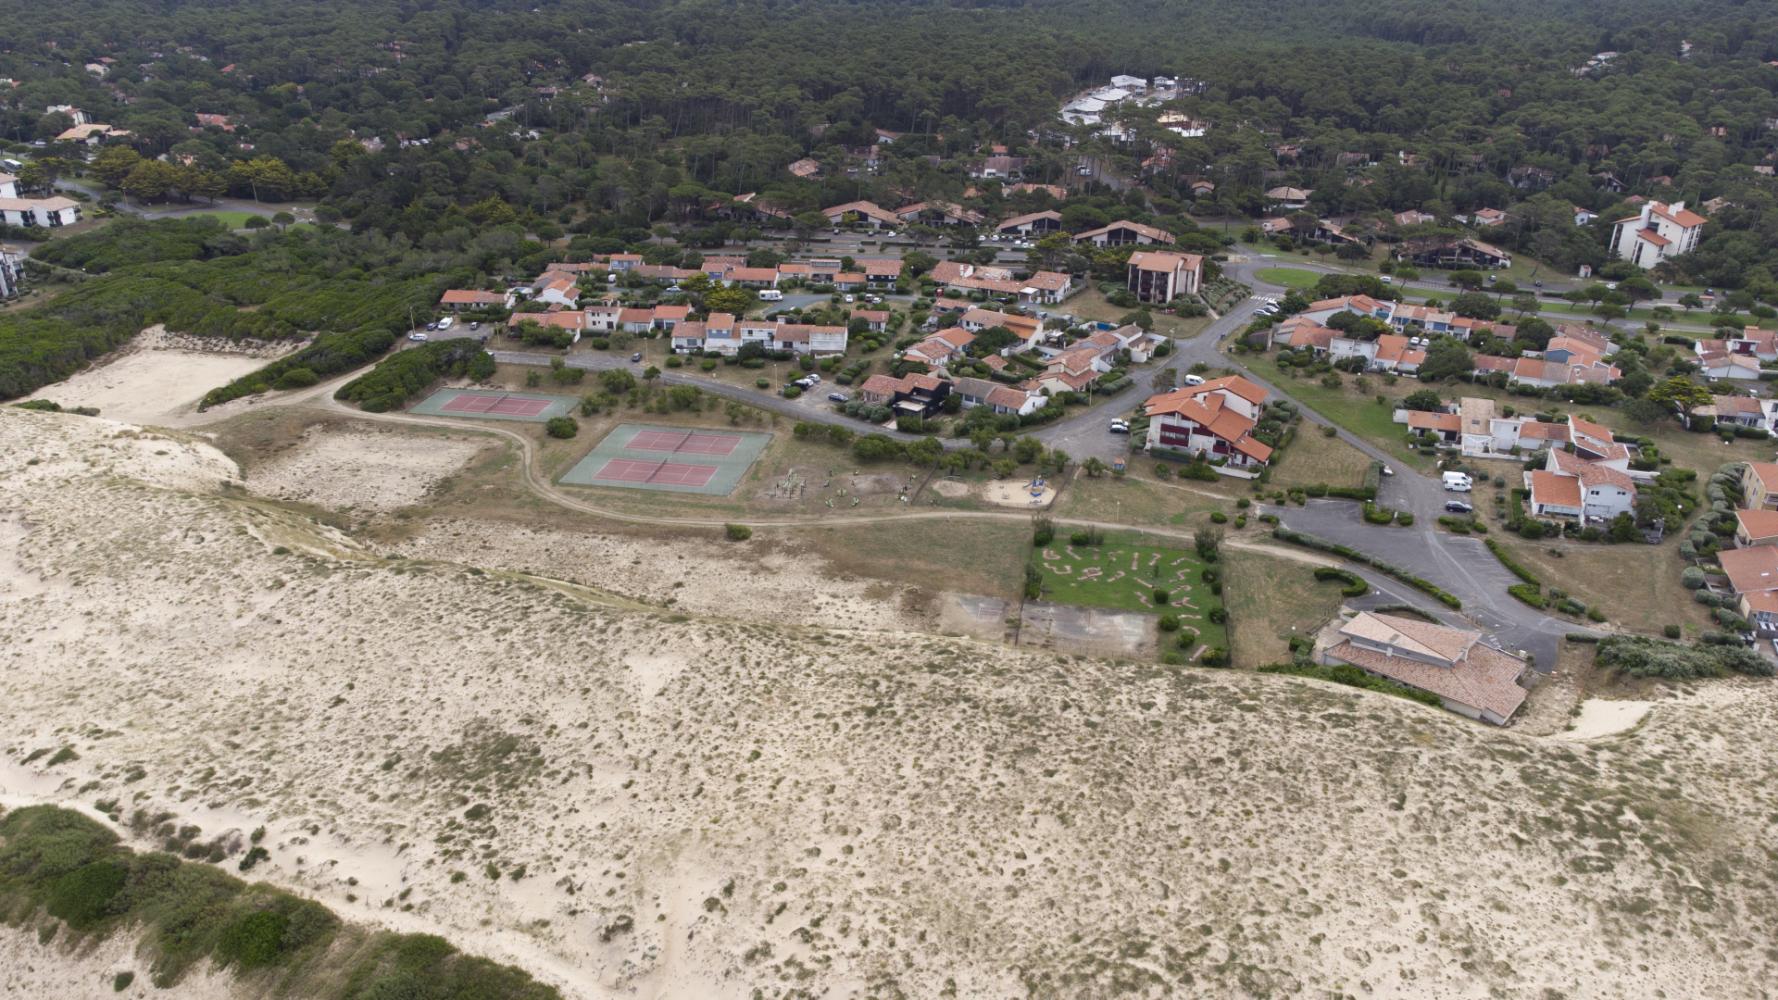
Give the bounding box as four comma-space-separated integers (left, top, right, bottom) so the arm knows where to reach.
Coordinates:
559, 423, 772, 496
409, 387, 576, 423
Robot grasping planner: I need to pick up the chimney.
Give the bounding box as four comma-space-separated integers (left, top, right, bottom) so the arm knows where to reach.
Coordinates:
1639, 203, 1654, 227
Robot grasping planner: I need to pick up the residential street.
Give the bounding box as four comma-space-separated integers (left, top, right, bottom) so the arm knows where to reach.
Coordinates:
468, 254, 1574, 665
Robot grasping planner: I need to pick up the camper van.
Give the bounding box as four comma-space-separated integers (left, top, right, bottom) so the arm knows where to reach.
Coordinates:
1441, 471, 1473, 493
758, 289, 783, 301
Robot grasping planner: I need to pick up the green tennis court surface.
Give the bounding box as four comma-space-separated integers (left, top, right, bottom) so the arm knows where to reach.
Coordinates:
559, 423, 772, 496
409, 387, 576, 422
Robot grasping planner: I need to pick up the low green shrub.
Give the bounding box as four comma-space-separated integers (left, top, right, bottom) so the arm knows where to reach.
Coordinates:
1507, 583, 1546, 608
724, 524, 752, 542
544, 416, 577, 438
1596, 635, 1775, 679
1259, 662, 1442, 707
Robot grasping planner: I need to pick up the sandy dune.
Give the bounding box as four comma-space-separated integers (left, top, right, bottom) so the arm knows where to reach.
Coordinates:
23, 326, 294, 428
1, 407, 1776, 999
248, 426, 487, 513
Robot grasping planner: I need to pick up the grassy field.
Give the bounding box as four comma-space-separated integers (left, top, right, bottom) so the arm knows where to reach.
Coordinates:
1238, 354, 1433, 470
1223, 551, 1349, 668
1031, 533, 1227, 648
1489, 534, 1713, 638
1053, 469, 1236, 526
179, 209, 264, 228
1255, 267, 1323, 290
1266, 430, 1373, 490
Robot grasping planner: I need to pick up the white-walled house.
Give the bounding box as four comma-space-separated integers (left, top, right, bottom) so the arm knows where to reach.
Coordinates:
0, 196, 80, 228
1141, 376, 1273, 469
1610, 200, 1706, 269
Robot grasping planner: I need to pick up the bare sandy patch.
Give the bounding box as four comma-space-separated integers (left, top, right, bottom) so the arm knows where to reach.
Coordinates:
1558, 698, 1655, 740
0, 925, 244, 1000
248, 426, 486, 513
928, 477, 971, 498
982, 478, 1056, 508
24, 326, 298, 428
3, 408, 1777, 999
391, 517, 927, 632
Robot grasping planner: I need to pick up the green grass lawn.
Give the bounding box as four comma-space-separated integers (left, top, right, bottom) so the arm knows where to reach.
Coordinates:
1032, 533, 1227, 649
178, 209, 264, 228
1254, 267, 1323, 290
1239, 354, 1434, 470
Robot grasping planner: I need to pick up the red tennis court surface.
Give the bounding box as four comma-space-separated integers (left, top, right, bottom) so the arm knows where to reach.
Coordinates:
590, 458, 719, 487
440, 394, 554, 417
625, 428, 742, 456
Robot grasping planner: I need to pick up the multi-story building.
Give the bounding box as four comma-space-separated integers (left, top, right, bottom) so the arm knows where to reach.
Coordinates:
1610, 200, 1706, 269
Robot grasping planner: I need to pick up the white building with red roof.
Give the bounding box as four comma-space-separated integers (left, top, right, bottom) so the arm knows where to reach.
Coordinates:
1072, 220, 1175, 247
1125, 250, 1202, 304
1610, 200, 1706, 269
1142, 377, 1273, 469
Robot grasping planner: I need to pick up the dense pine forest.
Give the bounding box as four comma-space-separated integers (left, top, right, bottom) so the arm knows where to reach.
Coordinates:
3, 0, 1778, 397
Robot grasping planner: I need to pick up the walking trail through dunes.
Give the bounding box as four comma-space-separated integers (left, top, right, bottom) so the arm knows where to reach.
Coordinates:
3, 405, 1778, 998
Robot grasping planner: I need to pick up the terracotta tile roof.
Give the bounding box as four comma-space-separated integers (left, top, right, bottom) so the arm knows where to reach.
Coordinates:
1736, 508, 1778, 542
1742, 591, 1778, 615
1024, 270, 1072, 291
440, 289, 506, 305
1719, 545, 1778, 594
854, 309, 889, 323
1189, 375, 1268, 405
1406, 410, 1460, 433
1127, 250, 1204, 274
1549, 449, 1634, 492
1326, 628, 1527, 720
996, 210, 1062, 231
986, 386, 1033, 410
725, 266, 779, 282
1528, 470, 1583, 509
1747, 462, 1778, 495
1075, 220, 1175, 243
1651, 201, 1707, 228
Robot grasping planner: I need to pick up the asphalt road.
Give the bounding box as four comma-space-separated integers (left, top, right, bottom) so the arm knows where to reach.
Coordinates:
466, 252, 1579, 665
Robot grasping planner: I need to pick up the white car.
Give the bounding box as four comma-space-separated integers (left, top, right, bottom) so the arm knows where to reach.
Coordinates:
408, 333, 428, 342
437, 316, 454, 330
1109, 420, 1130, 434
1182, 374, 1206, 386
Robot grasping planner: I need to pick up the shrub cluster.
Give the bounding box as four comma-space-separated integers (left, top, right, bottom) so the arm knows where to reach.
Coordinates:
1595, 635, 1774, 679
0, 806, 559, 998
1258, 662, 1443, 708
334, 340, 495, 412
1312, 566, 1369, 598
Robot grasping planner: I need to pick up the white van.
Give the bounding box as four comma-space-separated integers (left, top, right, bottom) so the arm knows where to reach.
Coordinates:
1442, 471, 1473, 493
759, 289, 783, 301
437, 316, 454, 330
0, 158, 22, 173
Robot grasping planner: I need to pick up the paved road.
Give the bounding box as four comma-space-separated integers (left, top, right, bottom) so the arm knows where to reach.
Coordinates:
478, 256, 1576, 663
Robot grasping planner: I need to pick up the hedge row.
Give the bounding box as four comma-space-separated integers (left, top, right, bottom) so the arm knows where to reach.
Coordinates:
1258, 662, 1443, 708
334, 340, 496, 412
1485, 538, 1541, 586
0, 805, 560, 998
1312, 566, 1369, 597
1595, 634, 1775, 679
1270, 527, 1462, 608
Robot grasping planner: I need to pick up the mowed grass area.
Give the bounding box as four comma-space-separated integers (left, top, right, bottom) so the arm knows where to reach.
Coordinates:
1238, 354, 1434, 470
1053, 470, 1236, 526
1265, 430, 1374, 490
1222, 551, 1350, 668
1255, 267, 1323, 290
1490, 535, 1713, 638
178, 209, 264, 228
1032, 534, 1227, 648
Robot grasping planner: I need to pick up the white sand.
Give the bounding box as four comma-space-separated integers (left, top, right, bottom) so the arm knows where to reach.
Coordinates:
982, 479, 1056, 508
1559, 699, 1655, 740
249, 427, 486, 513
24, 326, 295, 428
0, 925, 243, 1000
2, 406, 1776, 998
